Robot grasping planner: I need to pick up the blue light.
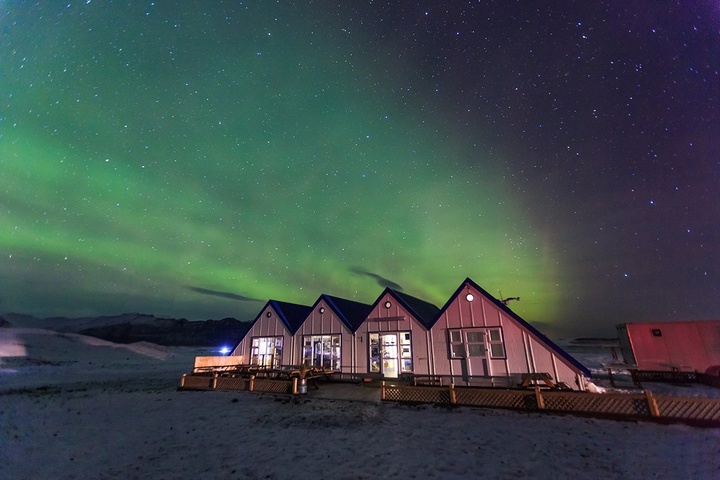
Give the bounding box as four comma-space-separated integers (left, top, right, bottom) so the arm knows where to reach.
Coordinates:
219, 346, 231, 355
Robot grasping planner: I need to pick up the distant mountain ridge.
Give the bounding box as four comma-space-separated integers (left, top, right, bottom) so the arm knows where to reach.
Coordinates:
0, 312, 252, 347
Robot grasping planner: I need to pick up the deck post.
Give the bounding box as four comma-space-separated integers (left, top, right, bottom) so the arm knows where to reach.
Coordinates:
645, 390, 660, 417
381, 381, 386, 401
449, 384, 457, 405
607, 368, 617, 388
212, 373, 218, 390
249, 375, 255, 392
180, 374, 186, 388
534, 386, 545, 410
292, 377, 298, 395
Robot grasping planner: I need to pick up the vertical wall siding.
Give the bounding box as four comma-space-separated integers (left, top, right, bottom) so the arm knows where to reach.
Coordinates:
295, 301, 354, 373
431, 312, 451, 376
499, 316, 526, 373
230, 306, 294, 364
229, 281, 587, 389
528, 334, 583, 388
499, 314, 511, 375
458, 297, 472, 327
356, 294, 432, 375
430, 284, 585, 389
626, 321, 720, 372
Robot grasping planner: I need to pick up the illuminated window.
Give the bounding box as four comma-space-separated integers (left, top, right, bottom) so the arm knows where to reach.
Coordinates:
303, 335, 341, 370
369, 332, 412, 375
250, 336, 283, 368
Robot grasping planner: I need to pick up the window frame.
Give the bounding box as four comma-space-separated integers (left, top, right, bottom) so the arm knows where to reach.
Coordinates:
447, 327, 506, 360
250, 336, 283, 368
302, 334, 342, 370
487, 328, 505, 358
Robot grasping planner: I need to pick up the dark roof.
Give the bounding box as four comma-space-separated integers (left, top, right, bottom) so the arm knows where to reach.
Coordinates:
317, 294, 373, 333
374, 288, 440, 328
269, 300, 313, 335
431, 277, 591, 377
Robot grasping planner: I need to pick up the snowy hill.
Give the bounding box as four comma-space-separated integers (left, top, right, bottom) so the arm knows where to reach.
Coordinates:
1, 312, 251, 347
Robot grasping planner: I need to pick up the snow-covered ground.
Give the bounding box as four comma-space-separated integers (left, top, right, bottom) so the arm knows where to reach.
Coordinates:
1, 328, 719, 480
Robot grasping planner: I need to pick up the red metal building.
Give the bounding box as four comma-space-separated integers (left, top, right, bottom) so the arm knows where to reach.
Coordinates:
617, 320, 720, 374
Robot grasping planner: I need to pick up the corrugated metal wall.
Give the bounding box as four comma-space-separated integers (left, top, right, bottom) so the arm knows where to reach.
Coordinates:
625, 321, 720, 373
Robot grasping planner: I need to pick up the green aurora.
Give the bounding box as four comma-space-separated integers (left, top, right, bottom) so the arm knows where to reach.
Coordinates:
3, 2, 718, 336
1, 2, 557, 324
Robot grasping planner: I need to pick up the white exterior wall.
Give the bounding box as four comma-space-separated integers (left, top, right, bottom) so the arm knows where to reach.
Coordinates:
430, 283, 586, 390
295, 300, 355, 373
230, 304, 296, 366
355, 292, 433, 375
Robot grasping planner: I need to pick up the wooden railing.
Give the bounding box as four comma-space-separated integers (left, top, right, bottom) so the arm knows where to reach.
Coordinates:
179, 373, 294, 395
381, 383, 720, 426
631, 370, 720, 388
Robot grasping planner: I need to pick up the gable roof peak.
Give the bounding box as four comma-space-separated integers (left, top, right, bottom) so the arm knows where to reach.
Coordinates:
432, 277, 591, 377
316, 294, 373, 332
267, 299, 312, 334
382, 288, 440, 327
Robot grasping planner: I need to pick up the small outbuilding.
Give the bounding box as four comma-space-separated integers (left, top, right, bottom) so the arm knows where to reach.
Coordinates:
617, 320, 720, 374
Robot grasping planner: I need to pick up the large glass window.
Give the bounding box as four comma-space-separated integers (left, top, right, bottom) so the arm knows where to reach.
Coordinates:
250, 336, 283, 368
303, 335, 341, 370
370, 332, 412, 376
448, 328, 505, 359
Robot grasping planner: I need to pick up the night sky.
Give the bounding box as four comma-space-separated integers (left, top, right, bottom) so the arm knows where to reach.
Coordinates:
2, 1, 718, 337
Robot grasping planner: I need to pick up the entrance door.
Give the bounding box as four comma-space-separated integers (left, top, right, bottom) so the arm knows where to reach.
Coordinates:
464, 331, 488, 377
381, 334, 398, 378
369, 333, 412, 378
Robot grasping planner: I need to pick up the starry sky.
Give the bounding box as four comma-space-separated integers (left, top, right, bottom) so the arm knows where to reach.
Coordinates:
1, 1, 718, 337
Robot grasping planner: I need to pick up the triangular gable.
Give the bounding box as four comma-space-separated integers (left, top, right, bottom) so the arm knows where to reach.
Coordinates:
231, 299, 311, 352
316, 294, 373, 333
369, 288, 440, 328
430, 277, 591, 377
269, 300, 313, 335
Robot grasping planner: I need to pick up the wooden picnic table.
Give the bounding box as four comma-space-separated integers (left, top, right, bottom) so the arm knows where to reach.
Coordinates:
519, 372, 556, 388
289, 366, 335, 388
193, 364, 253, 375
